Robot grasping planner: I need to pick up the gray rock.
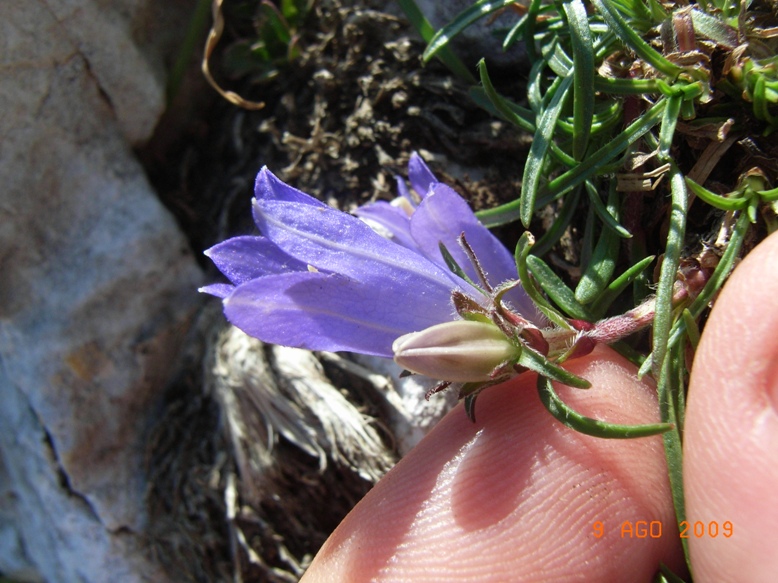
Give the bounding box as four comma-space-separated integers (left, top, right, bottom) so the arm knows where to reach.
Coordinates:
0, 1, 201, 581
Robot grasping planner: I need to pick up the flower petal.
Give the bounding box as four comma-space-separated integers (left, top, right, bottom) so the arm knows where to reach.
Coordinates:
410, 184, 540, 320
199, 283, 235, 299
395, 175, 414, 205
251, 197, 463, 298
254, 167, 326, 207
353, 200, 416, 249
408, 152, 438, 198
224, 271, 457, 357
204, 235, 307, 284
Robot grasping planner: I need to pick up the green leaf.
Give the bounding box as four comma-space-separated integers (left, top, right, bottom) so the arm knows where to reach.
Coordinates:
759, 185, 778, 202
520, 348, 591, 389
396, 0, 476, 82
689, 7, 738, 48
521, 75, 574, 227
681, 309, 700, 350
537, 376, 674, 438
656, 347, 690, 569
652, 161, 687, 378
667, 209, 751, 349
685, 177, 748, 210
557, 100, 624, 138
526, 255, 595, 321
590, 0, 684, 79
470, 80, 577, 167
575, 185, 621, 304
656, 563, 690, 583
423, 0, 520, 63
585, 180, 632, 237
515, 233, 572, 328
542, 98, 667, 201
523, 0, 544, 61
658, 93, 683, 163
590, 255, 655, 318
438, 242, 483, 292
562, 0, 595, 159
594, 76, 660, 95
476, 60, 536, 134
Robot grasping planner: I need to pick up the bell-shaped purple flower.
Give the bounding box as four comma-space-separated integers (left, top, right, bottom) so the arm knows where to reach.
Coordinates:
201, 154, 538, 359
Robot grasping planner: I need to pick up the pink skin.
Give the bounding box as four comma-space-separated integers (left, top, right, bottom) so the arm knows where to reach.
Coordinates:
302, 230, 778, 583
684, 230, 778, 583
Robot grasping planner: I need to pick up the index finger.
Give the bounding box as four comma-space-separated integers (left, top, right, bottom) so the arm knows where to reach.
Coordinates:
302, 345, 683, 582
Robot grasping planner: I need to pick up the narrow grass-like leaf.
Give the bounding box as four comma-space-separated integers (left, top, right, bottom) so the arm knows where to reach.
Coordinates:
543, 97, 667, 200
523, 0, 544, 62
396, 0, 476, 82
594, 76, 661, 94
471, 83, 579, 168
657, 349, 690, 569
652, 162, 688, 377
658, 94, 683, 162
638, 353, 653, 378
527, 255, 595, 320
557, 100, 623, 137
575, 186, 621, 304
651, 94, 685, 380
580, 204, 596, 273
673, 340, 686, 434
591, 0, 684, 79
562, 0, 595, 159
422, 0, 520, 63
521, 75, 574, 227
585, 180, 632, 237
438, 241, 483, 291
685, 177, 747, 210
503, 13, 528, 50
546, 39, 574, 78
515, 233, 572, 327
759, 185, 778, 202
753, 75, 776, 125
609, 340, 647, 368
681, 309, 700, 350
538, 376, 674, 438
520, 349, 591, 388
528, 56, 547, 113
690, 8, 738, 48
590, 254, 655, 318
476, 60, 536, 133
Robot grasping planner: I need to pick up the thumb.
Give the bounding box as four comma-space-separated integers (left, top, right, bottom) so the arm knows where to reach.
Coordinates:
684, 229, 778, 582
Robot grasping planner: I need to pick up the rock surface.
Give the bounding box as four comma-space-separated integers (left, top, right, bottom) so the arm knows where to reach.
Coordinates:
0, 1, 201, 581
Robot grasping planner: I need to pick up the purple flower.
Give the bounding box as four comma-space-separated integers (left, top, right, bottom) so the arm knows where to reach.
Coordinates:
201, 153, 537, 359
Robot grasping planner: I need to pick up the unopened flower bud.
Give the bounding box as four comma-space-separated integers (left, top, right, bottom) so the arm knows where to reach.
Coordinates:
392, 320, 520, 382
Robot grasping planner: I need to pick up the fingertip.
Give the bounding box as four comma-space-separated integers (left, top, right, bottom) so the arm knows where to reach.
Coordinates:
685, 230, 778, 582
303, 346, 682, 582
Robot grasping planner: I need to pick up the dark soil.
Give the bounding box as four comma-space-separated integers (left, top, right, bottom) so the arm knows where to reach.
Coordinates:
142, 0, 536, 259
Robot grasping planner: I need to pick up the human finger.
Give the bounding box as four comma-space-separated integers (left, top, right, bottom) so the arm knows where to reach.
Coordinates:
684, 229, 778, 583
302, 345, 683, 582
